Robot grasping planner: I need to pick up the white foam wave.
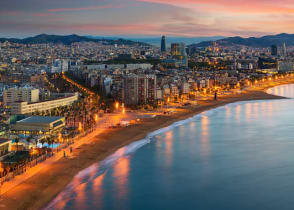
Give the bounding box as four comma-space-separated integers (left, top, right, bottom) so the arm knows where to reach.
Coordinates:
43, 100, 265, 209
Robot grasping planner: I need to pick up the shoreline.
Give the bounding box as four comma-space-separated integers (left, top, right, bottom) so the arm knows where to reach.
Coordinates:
1, 81, 293, 210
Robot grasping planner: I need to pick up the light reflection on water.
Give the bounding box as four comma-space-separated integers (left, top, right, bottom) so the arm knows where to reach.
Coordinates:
46, 84, 294, 210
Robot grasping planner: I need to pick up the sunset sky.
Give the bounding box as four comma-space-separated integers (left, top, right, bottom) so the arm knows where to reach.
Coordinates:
1, 0, 294, 37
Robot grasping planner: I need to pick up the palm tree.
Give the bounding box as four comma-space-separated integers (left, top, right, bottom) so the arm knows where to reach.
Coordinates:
14, 136, 20, 151
26, 135, 33, 146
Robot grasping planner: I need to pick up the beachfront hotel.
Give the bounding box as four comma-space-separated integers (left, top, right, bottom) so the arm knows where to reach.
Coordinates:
10, 92, 79, 114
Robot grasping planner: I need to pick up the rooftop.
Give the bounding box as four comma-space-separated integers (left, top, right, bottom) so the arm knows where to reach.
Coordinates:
17, 116, 63, 124
0, 138, 11, 144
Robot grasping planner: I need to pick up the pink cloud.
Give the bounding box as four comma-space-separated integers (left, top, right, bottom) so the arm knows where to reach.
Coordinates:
47, 4, 123, 12
137, 0, 294, 14
32, 13, 61, 17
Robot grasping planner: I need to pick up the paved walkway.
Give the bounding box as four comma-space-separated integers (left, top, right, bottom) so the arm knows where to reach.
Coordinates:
0, 112, 127, 195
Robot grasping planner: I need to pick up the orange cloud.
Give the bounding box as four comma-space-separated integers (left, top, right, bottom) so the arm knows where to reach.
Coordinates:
137, 0, 294, 14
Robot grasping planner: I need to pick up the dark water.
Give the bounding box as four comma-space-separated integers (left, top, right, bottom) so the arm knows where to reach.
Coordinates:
45, 84, 294, 210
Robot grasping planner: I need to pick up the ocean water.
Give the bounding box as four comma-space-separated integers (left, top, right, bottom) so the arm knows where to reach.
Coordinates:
45, 84, 294, 210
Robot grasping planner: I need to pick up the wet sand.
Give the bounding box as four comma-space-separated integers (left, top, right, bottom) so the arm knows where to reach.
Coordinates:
1, 81, 293, 210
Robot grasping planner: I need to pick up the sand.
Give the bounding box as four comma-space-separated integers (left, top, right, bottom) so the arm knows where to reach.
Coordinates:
1, 80, 293, 210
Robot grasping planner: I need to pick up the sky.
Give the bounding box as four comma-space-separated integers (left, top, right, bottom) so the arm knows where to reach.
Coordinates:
1, 0, 294, 38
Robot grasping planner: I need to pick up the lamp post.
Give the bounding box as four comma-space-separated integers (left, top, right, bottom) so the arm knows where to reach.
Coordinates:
115, 102, 119, 110
78, 122, 83, 132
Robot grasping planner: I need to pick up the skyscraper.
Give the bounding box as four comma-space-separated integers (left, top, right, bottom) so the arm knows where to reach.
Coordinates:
123, 74, 157, 105
171, 43, 186, 58
170, 43, 188, 67
282, 43, 287, 57
161, 36, 167, 53
271, 45, 278, 56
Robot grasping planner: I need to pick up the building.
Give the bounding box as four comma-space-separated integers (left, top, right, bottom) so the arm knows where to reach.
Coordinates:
12, 116, 65, 134
277, 60, 294, 73
282, 43, 287, 57
161, 36, 167, 53
171, 43, 186, 58
123, 75, 138, 106
170, 43, 188, 67
181, 82, 190, 94
138, 75, 157, 105
51, 59, 70, 73
3, 87, 39, 106
271, 45, 278, 56
122, 74, 157, 106
62, 59, 70, 72
0, 139, 12, 157
10, 92, 79, 114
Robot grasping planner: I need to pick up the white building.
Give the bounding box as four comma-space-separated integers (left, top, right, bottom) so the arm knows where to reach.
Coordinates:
170, 84, 179, 96
156, 88, 163, 100
3, 87, 39, 106
277, 60, 294, 72
181, 82, 190, 94
51, 59, 70, 73
10, 93, 78, 114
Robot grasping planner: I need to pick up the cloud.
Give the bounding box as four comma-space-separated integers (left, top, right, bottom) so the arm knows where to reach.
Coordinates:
136, 0, 294, 14
2, 0, 294, 37
47, 4, 123, 12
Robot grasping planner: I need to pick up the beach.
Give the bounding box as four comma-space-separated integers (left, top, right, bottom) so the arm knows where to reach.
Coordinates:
1, 80, 293, 210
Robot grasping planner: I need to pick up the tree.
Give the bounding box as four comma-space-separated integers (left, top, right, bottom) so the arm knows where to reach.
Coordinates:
15, 137, 20, 151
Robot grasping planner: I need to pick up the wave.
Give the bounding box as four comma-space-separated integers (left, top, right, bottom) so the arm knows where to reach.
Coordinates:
44, 98, 280, 209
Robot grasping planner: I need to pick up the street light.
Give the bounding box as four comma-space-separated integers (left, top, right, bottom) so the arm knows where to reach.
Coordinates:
58, 133, 62, 143
122, 108, 125, 115
115, 102, 119, 109
95, 114, 98, 122
78, 122, 83, 132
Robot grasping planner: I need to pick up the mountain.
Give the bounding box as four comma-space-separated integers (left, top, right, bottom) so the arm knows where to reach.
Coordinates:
0, 34, 149, 46
88, 36, 225, 46
190, 33, 294, 48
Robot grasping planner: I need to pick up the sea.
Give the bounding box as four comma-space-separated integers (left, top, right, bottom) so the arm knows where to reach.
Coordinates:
45, 84, 294, 210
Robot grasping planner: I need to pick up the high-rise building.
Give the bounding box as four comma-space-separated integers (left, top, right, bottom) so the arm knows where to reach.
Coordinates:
123, 75, 138, 106
161, 36, 167, 53
277, 60, 293, 73
170, 43, 188, 67
138, 75, 157, 105
3, 87, 39, 106
282, 43, 287, 57
171, 43, 187, 58
123, 74, 157, 106
271, 45, 278, 56
51, 59, 70, 73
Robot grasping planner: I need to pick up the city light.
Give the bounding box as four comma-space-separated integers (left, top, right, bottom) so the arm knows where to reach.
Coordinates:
78, 122, 83, 132
95, 114, 98, 122
115, 102, 119, 109
122, 108, 125, 115
58, 133, 62, 141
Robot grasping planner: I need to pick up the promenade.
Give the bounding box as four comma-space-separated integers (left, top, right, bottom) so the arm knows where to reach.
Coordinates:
0, 112, 129, 197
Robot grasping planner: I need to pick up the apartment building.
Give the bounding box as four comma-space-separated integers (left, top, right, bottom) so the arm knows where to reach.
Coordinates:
3, 87, 39, 106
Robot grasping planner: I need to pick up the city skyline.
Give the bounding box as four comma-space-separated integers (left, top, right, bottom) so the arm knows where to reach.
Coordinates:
1, 0, 294, 38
